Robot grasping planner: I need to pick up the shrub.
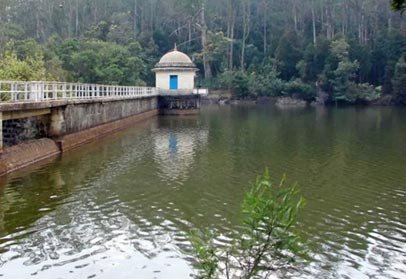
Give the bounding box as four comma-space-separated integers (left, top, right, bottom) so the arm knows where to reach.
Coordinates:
218, 70, 251, 98
191, 171, 306, 279
284, 79, 315, 101
351, 83, 382, 102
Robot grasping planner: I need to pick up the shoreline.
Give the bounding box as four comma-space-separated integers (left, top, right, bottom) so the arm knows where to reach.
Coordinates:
201, 92, 400, 107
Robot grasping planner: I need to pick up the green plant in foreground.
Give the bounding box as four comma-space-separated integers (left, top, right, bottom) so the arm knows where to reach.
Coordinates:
191, 171, 306, 279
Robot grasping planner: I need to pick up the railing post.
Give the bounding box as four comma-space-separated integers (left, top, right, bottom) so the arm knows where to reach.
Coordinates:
62, 83, 67, 99
30, 82, 37, 101
11, 83, 16, 101
39, 82, 44, 101
53, 83, 58, 100
24, 83, 28, 100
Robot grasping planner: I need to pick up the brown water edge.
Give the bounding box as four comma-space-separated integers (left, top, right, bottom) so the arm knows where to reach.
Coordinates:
0, 109, 159, 176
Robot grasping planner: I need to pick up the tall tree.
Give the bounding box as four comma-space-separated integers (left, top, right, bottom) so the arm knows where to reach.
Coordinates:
201, 1, 212, 79
240, 0, 251, 71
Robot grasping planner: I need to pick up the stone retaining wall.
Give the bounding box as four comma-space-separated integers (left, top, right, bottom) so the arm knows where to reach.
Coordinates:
3, 116, 49, 147
57, 109, 159, 152
0, 96, 160, 176
0, 109, 159, 176
62, 97, 158, 134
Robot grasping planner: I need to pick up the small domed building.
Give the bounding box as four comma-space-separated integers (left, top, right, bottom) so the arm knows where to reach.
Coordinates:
153, 47, 198, 91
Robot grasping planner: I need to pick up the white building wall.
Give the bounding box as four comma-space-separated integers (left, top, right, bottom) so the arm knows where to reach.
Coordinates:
156, 71, 195, 90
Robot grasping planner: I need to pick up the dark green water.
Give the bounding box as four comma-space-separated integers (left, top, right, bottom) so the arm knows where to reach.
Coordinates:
0, 106, 405, 279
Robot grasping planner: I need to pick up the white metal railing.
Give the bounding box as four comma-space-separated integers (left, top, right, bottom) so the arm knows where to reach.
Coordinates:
0, 81, 208, 103
0, 81, 158, 103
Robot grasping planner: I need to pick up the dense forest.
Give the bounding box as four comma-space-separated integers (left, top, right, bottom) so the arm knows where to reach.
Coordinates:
0, 0, 405, 104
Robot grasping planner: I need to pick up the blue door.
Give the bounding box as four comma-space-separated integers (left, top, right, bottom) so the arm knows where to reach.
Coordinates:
170, 75, 178, 90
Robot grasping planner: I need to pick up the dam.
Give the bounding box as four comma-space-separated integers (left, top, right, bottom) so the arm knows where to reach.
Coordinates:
0, 49, 207, 175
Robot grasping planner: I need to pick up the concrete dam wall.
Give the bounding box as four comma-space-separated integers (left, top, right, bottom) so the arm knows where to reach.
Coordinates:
0, 97, 159, 176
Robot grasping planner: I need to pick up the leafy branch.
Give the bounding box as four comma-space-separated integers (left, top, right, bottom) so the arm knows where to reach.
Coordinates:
190, 170, 306, 279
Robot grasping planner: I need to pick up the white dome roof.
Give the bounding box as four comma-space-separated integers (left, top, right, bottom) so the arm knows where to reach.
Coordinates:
159, 50, 193, 64
153, 48, 197, 72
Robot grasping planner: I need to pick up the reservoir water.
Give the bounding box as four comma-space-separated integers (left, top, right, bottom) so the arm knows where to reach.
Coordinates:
0, 106, 405, 278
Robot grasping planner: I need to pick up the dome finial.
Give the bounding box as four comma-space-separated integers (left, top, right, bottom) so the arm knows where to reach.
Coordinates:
174, 43, 177, 51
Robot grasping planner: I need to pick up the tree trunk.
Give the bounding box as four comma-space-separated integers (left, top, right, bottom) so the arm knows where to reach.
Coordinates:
201, 3, 212, 79
226, 0, 235, 70
241, 0, 250, 72
75, 0, 79, 38
133, 0, 138, 38
293, 0, 298, 34
188, 18, 192, 48
230, 13, 235, 70
263, 0, 268, 53
388, 16, 392, 34
312, 1, 317, 46
35, 3, 40, 39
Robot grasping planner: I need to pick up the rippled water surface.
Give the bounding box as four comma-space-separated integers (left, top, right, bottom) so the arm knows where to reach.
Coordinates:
0, 106, 405, 279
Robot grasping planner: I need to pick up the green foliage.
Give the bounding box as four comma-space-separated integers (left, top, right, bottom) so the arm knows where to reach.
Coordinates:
347, 83, 382, 103
320, 38, 362, 103
0, 0, 404, 103
190, 230, 219, 279
0, 23, 24, 47
191, 171, 306, 279
0, 39, 67, 81
206, 31, 230, 74
391, 0, 406, 12
55, 39, 80, 69
219, 60, 315, 100
331, 60, 360, 102
248, 59, 284, 97
218, 70, 251, 97
392, 56, 406, 104
12, 39, 44, 60
275, 31, 302, 80
84, 21, 110, 41
107, 12, 135, 45
284, 79, 315, 101
60, 40, 146, 85
297, 38, 330, 83
0, 48, 47, 81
